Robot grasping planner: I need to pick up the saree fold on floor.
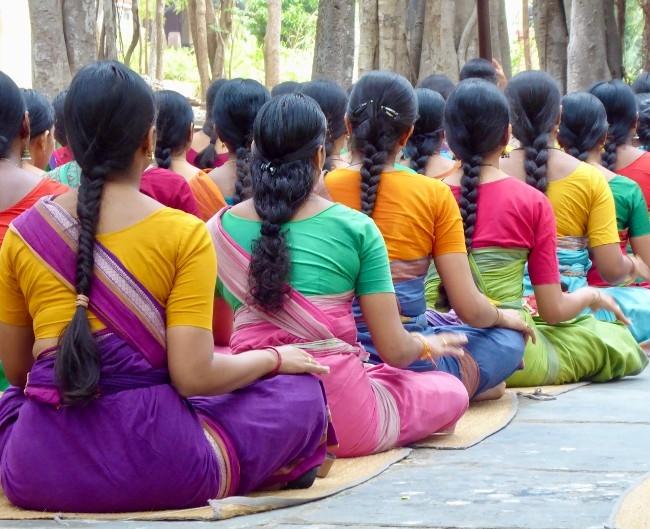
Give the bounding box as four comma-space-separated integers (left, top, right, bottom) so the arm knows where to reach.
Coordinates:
209, 210, 469, 458
0, 197, 329, 513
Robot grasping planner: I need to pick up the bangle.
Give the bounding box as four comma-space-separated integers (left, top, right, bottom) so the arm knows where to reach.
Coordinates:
266, 347, 282, 377
412, 333, 435, 364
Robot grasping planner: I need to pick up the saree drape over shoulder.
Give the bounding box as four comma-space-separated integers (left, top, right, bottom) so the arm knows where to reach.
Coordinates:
211, 206, 469, 458
0, 198, 329, 513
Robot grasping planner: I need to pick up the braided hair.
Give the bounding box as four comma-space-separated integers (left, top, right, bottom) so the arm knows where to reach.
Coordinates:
194, 78, 227, 170
444, 79, 510, 248
590, 80, 639, 171
52, 90, 68, 147
506, 71, 561, 194
0, 71, 26, 159
404, 88, 446, 174
21, 88, 55, 139
347, 71, 418, 216
299, 79, 347, 172
154, 90, 193, 169
417, 74, 455, 100
213, 78, 270, 204
249, 94, 326, 311
557, 92, 609, 162
58, 61, 155, 404
636, 93, 650, 152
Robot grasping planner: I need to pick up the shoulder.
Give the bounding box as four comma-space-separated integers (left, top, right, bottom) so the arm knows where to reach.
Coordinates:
325, 167, 359, 186
142, 167, 186, 185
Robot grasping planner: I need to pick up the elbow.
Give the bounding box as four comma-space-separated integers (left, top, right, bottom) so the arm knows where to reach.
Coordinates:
453, 304, 482, 327
537, 308, 562, 325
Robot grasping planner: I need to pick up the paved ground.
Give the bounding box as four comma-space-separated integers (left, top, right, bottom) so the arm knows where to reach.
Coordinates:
5, 370, 649, 529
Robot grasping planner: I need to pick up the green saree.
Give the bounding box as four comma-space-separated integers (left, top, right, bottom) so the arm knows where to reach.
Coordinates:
425, 247, 647, 386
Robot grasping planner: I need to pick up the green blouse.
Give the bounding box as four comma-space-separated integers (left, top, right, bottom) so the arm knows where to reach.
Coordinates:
610, 175, 650, 237
217, 203, 395, 310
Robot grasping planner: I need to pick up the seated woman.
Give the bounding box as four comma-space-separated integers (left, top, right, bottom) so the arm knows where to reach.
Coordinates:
49, 89, 74, 170
0, 62, 331, 513
498, 71, 647, 385
210, 93, 469, 458
590, 81, 650, 210
21, 89, 55, 175
1, 73, 67, 246
188, 78, 229, 170
299, 80, 350, 172
558, 92, 650, 345
325, 71, 531, 401
191, 79, 269, 220
427, 79, 647, 387
403, 88, 459, 178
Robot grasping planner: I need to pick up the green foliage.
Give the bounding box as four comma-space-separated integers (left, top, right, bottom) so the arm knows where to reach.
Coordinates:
243, 0, 318, 50
163, 46, 199, 81
624, 0, 645, 82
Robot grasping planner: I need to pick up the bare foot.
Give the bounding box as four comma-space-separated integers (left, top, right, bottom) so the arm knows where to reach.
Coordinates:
473, 381, 506, 402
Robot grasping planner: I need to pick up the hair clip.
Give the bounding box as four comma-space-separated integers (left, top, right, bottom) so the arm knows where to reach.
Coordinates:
260, 161, 277, 175
351, 99, 374, 119
380, 105, 399, 119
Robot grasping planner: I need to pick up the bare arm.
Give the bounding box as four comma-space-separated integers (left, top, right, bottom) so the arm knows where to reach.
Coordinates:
0, 323, 35, 387
167, 326, 328, 398
591, 244, 650, 284
533, 284, 628, 325
630, 235, 650, 271
359, 293, 466, 368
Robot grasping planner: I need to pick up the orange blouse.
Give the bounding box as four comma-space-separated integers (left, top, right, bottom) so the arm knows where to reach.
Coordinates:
188, 170, 227, 221
325, 167, 466, 261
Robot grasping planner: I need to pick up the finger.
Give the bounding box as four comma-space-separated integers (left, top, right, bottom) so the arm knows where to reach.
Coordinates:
307, 363, 330, 374
611, 304, 631, 326
441, 346, 465, 358
438, 333, 468, 346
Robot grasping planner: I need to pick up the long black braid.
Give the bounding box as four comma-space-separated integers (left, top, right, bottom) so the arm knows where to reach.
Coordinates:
590, 80, 639, 172
404, 88, 446, 175
348, 71, 418, 216
506, 71, 561, 195
56, 61, 155, 404
212, 78, 270, 204
154, 90, 194, 170
248, 94, 327, 311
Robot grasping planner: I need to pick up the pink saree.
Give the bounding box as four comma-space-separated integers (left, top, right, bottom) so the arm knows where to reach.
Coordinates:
209, 209, 469, 457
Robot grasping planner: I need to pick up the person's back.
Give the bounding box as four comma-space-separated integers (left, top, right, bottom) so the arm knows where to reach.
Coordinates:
0, 62, 330, 513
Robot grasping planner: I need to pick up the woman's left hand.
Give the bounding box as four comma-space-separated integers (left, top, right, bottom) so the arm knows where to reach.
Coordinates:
497, 308, 536, 344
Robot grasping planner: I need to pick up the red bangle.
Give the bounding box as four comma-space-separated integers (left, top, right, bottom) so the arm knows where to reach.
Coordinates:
266, 347, 282, 377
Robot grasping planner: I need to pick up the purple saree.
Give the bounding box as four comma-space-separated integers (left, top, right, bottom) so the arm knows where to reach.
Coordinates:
0, 197, 329, 513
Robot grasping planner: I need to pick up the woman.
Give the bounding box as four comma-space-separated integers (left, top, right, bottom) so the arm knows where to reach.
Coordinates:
0, 73, 67, 246
499, 71, 647, 383
0, 62, 331, 513
590, 80, 650, 211
558, 91, 650, 345
21, 89, 55, 174
49, 89, 74, 170
191, 79, 269, 220
417, 74, 455, 101
189, 78, 229, 170
211, 93, 469, 458
636, 92, 650, 152
403, 88, 458, 178
325, 71, 531, 401
428, 79, 646, 387
299, 79, 349, 172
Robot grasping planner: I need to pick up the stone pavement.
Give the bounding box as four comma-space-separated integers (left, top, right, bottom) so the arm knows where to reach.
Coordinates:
5, 370, 649, 529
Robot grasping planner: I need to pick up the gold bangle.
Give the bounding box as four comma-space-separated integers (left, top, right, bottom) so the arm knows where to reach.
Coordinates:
412, 333, 434, 363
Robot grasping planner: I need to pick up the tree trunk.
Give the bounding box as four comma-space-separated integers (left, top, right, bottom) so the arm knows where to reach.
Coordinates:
312, 0, 355, 87
406, 0, 426, 83
100, 0, 118, 60
358, 0, 379, 74
522, 0, 532, 69
155, 0, 165, 80
191, 0, 212, 98
264, 0, 281, 88
533, 0, 568, 92
206, 0, 218, 68
124, 0, 140, 66
376, 0, 410, 78
604, 0, 622, 79
212, 0, 234, 80
489, 0, 511, 79
418, 0, 459, 81
28, 0, 71, 98
457, 5, 478, 67
61, 0, 96, 74
642, 0, 650, 71
567, 0, 610, 91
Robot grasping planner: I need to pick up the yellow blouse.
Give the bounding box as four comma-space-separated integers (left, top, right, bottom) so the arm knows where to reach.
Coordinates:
0, 208, 216, 339
546, 162, 619, 248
